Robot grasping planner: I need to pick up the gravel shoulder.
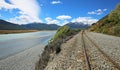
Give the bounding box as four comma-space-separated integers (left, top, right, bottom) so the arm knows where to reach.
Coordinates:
84, 34, 118, 70
0, 44, 45, 70
87, 32, 120, 66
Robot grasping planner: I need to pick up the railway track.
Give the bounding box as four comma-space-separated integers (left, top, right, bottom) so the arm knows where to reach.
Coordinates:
41, 31, 120, 70
81, 30, 91, 70
81, 30, 120, 70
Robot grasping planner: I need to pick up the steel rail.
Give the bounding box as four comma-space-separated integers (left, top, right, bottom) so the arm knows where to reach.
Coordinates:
81, 30, 91, 70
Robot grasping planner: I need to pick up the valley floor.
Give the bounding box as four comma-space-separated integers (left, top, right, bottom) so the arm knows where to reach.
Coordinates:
0, 31, 120, 70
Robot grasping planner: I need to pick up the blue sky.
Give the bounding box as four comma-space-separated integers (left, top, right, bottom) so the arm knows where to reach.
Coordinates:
0, 0, 120, 25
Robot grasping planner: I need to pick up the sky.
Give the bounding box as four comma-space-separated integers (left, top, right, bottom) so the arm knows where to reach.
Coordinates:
0, 0, 120, 25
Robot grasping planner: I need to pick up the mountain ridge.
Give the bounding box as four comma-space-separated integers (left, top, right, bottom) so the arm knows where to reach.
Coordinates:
0, 19, 60, 30
65, 22, 90, 29
0, 19, 89, 30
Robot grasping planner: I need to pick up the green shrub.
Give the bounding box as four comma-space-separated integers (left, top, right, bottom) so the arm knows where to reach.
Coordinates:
113, 26, 120, 36
50, 25, 80, 43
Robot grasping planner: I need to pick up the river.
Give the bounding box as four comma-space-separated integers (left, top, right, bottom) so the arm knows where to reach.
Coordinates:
0, 31, 56, 60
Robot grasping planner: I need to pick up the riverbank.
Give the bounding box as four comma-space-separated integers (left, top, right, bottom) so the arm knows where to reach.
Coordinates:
36, 26, 80, 70
0, 30, 39, 34
0, 44, 46, 70
0, 31, 56, 70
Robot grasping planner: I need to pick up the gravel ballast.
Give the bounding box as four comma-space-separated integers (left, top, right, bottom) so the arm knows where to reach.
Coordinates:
87, 32, 120, 66
84, 34, 118, 70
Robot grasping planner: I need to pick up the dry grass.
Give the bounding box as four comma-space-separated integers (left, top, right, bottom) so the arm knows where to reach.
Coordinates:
0, 30, 39, 34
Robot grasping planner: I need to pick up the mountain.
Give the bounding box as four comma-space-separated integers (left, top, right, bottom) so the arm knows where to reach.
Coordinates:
89, 3, 120, 36
22, 23, 60, 30
0, 19, 60, 30
65, 22, 90, 29
0, 19, 27, 30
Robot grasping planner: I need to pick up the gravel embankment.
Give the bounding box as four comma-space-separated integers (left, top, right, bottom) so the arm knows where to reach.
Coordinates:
45, 31, 120, 70
86, 32, 120, 66
0, 44, 45, 70
45, 32, 86, 70
84, 34, 118, 70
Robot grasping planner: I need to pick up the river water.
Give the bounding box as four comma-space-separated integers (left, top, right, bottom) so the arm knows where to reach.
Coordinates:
0, 31, 56, 59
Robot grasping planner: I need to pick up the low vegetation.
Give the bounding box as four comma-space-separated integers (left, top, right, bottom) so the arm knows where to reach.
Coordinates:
89, 3, 120, 37
35, 26, 80, 70
50, 25, 80, 43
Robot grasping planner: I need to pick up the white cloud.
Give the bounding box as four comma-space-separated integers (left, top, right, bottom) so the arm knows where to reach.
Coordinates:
45, 16, 98, 26
71, 17, 98, 25
51, 1, 62, 4
45, 17, 59, 24
0, 0, 16, 10
56, 15, 72, 26
56, 15, 72, 20
8, 14, 40, 25
10, 0, 40, 20
0, 0, 41, 24
45, 17, 70, 26
88, 9, 107, 15
103, 9, 107, 11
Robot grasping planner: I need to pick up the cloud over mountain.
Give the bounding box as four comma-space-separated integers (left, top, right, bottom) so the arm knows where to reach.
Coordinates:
0, 0, 41, 24
45, 17, 59, 24
71, 17, 98, 25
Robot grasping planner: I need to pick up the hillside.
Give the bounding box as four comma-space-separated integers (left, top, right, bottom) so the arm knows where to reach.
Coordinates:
65, 22, 89, 29
0, 19, 60, 30
89, 3, 120, 36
